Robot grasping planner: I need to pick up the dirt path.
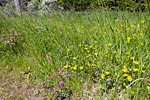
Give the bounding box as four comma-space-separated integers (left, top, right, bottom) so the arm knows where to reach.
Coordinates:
0, 70, 45, 100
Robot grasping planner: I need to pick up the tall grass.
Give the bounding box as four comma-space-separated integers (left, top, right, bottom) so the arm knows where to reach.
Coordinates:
0, 10, 150, 99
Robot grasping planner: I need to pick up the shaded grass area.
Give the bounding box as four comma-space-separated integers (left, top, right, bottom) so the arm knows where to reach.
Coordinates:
0, 11, 150, 99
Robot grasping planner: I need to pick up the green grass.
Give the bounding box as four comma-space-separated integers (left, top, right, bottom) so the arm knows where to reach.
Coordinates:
0, 10, 150, 99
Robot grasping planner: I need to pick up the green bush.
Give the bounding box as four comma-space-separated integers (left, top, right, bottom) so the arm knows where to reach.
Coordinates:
57, 0, 150, 11
57, 0, 91, 11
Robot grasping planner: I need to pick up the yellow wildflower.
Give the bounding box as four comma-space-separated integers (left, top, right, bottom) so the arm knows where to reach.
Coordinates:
140, 33, 143, 37
89, 46, 93, 48
127, 37, 131, 43
91, 64, 95, 67
126, 28, 130, 30
123, 66, 128, 73
131, 25, 135, 28
103, 32, 106, 34
134, 61, 139, 65
73, 65, 77, 70
127, 76, 132, 81
67, 49, 70, 52
94, 41, 97, 43
130, 57, 134, 60
113, 51, 116, 54
79, 44, 82, 47
73, 57, 78, 60
87, 50, 90, 53
105, 71, 110, 75
141, 21, 144, 24
140, 33, 144, 39
142, 70, 145, 73
73, 67, 77, 70
74, 65, 77, 67
86, 54, 91, 58
64, 64, 69, 68
126, 52, 129, 55
101, 74, 105, 79
133, 68, 139, 72
108, 43, 112, 46
80, 66, 83, 70
87, 62, 91, 66
132, 34, 136, 39
95, 52, 98, 55
84, 48, 88, 50
93, 26, 96, 29
123, 74, 128, 77
141, 43, 144, 46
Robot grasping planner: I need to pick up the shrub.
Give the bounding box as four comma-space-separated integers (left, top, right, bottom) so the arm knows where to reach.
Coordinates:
57, 0, 150, 11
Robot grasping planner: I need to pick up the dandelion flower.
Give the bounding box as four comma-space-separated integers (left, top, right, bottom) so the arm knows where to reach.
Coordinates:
126, 52, 129, 55
79, 44, 82, 47
131, 25, 135, 28
105, 72, 110, 75
73, 67, 77, 70
140, 33, 143, 37
108, 43, 112, 46
87, 62, 91, 67
67, 49, 70, 52
94, 41, 97, 43
127, 37, 131, 43
123, 66, 128, 73
93, 26, 96, 29
123, 74, 128, 77
127, 76, 132, 81
141, 43, 144, 46
141, 21, 144, 24
84, 48, 88, 50
80, 66, 83, 70
103, 32, 106, 34
73, 65, 77, 70
130, 57, 134, 60
95, 52, 98, 55
73, 57, 78, 60
89, 46, 93, 48
134, 61, 139, 65
101, 74, 105, 79
126, 28, 130, 30
133, 68, 139, 72
64, 64, 69, 68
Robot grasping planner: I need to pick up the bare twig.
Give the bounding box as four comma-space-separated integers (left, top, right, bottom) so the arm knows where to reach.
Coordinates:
126, 78, 150, 89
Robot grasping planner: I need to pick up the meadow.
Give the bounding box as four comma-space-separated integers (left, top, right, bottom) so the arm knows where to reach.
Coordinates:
0, 11, 150, 99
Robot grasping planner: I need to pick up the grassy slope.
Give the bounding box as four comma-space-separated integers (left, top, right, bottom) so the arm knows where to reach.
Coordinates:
0, 11, 150, 99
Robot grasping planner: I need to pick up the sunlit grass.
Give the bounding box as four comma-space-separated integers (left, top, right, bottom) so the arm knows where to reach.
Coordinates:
0, 11, 150, 99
